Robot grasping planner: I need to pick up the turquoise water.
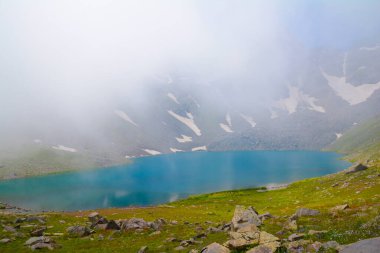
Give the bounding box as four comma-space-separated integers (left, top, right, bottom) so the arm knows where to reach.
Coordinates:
0, 151, 350, 211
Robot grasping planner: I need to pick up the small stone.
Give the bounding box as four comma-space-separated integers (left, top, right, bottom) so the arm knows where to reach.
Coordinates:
149, 231, 161, 236
25, 216, 46, 224
293, 208, 320, 219
322, 241, 340, 250
30, 227, 47, 237
307, 241, 322, 252
258, 212, 273, 221
174, 245, 185, 251
166, 237, 179, 242
14, 218, 26, 223
137, 245, 148, 253
288, 233, 305, 241
2, 225, 17, 233
331, 204, 349, 211
308, 230, 327, 236
0, 238, 11, 244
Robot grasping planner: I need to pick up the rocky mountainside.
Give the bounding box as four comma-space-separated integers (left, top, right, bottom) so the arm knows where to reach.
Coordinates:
1, 44, 380, 178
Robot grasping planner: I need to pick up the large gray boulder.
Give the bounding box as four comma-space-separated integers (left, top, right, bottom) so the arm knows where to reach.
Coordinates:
340, 237, 380, 253
24, 236, 57, 250
66, 225, 91, 237
231, 205, 261, 232
201, 242, 230, 253
121, 218, 150, 230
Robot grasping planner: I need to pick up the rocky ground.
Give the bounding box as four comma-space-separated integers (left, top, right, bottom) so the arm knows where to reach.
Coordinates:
0, 162, 379, 252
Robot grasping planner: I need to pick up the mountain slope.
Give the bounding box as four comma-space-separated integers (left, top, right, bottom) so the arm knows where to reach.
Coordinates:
327, 116, 380, 163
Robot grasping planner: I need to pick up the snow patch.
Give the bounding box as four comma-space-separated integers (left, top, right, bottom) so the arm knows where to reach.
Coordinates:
167, 93, 180, 104
192, 146, 207, 151
240, 114, 256, 128
321, 70, 380, 105
142, 149, 161, 155
360, 45, 380, 51
176, 134, 192, 143
52, 145, 77, 153
33, 139, 42, 144
220, 123, 234, 133
276, 86, 325, 114
335, 133, 343, 139
170, 148, 183, 153
225, 113, 232, 127
114, 110, 138, 126
168, 110, 202, 136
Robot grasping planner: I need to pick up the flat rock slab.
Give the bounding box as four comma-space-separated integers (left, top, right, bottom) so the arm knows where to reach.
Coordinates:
340, 237, 380, 253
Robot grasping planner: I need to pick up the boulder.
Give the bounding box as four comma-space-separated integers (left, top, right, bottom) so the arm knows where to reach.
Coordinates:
25, 216, 46, 224
105, 220, 120, 230
258, 212, 273, 221
201, 242, 230, 253
246, 245, 275, 253
231, 206, 261, 232
283, 219, 297, 231
2, 225, 17, 233
149, 218, 166, 230
288, 233, 305, 241
0, 238, 11, 244
284, 239, 312, 252
66, 225, 91, 237
345, 163, 368, 174
30, 242, 55, 250
24, 236, 56, 250
292, 208, 320, 219
340, 237, 380, 253
259, 231, 279, 244
88, 212, 100, 223
121, 218, 150, 230
30, 226, 47, 237
306, 241, 322, 252
226, 230, 260, 249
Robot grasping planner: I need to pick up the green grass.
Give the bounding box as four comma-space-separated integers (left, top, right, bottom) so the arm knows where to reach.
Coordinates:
327, 116, 380, 163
